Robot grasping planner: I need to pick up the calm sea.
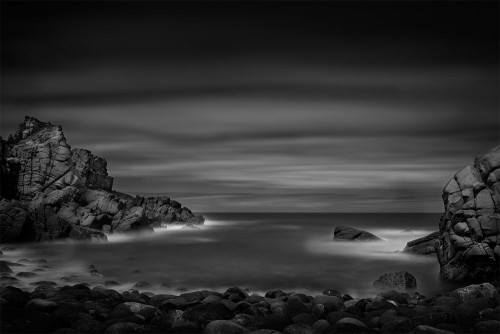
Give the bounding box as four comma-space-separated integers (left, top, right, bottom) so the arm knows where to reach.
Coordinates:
2, 213, 461, 297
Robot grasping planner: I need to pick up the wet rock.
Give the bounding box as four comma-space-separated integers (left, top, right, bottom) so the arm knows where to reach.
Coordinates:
380, 290, 409, 304
0, 286, 30, 307
30, 280, 57, 286
437, 145, 500, 282
373, 271, 417, 292
403, 231, 440, 255
15, 271, 37, 278
231, 314, 254, 327
414, 325, 454, 334
325, 311, 353, 324
179, 290, 205, 303
105, 322, 145, 333
333, 225, 382, 241
312, 295, 344, 312
380, 317, 415, 334
112, 302, 160, 322
51, 301, 88, 328
292, 313, 317, 325
283, 323, 314, 334
312, 319, 330, 333
337, 317, 367, 328
0, 262, 13, 274
133, 281, 151, 289
0, 116, 205, 243
204, 320, 249, 334
104, 280, 120, 287
183, 302, 235, 326
311, 304, 325, 318
225, 287, 249, 302
322, 288, 342, 297
378, 309, 398, 327
151, 309, 199, 332
25, 298, 59, 312
473, 320, 500, 333
72, 318, 107, 333
285, 295, 311, 317
265, 290, 287, 299
450, 282, 496, 302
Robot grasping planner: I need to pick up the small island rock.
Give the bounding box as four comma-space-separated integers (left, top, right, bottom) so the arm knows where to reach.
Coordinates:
333, 225, 382, 241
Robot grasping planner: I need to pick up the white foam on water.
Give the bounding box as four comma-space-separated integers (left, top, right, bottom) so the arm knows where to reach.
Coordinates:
305, 228, 435, 262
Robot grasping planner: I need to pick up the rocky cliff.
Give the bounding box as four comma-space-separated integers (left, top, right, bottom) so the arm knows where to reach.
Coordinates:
437, 145, 500, 282
0, 116, 204, 242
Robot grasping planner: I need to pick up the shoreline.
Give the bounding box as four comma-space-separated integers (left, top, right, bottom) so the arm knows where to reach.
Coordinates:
1, 250, 499, 334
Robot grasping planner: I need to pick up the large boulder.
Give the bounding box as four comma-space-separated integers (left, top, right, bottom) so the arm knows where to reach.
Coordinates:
0, 116, 205, 242
437, 145, 500, 282
333, 225, 382, 241
373, 271, 417, 292
403, 231, 440, 255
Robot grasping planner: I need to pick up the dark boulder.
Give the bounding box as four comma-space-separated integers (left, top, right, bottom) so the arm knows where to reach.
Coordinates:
183, 302, 235, 326
333, 225, 382, 241
203, 320, 249, 334
373, 271, 417, 292
403, 231, 440, 255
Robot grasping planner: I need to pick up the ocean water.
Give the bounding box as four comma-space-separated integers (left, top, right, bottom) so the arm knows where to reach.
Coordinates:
1, 213, 461, 298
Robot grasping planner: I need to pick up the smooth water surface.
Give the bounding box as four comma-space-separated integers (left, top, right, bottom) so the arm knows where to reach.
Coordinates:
1, 213, 459, 297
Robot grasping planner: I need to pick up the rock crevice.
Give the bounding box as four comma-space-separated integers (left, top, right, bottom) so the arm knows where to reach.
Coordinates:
437, 145, 500, 282
0, 116, 204, 242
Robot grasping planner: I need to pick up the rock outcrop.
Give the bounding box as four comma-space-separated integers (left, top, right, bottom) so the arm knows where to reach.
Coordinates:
403, 231, 440, 255
0, 116, 204, 242
333, 225, 382, 241
437, 145, 500, 283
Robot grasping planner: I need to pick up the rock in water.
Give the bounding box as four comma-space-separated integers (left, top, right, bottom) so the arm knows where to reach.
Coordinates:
373, 271, 417, 292
0, 116, 205, 242
437, 145, 500, 282
403, 231, 440, 255
333, 225, 382, 241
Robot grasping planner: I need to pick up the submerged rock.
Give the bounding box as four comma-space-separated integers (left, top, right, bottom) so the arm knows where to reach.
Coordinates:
333, 225, 382, 241
436, 145, 500, 283
0, 116, 205, 242
373, 271, 417, 292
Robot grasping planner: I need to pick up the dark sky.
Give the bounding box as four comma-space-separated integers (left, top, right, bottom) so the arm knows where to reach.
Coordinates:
1, 1, 499, 212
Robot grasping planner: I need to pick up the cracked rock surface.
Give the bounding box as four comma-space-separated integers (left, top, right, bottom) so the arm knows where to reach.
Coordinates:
437, 145, 500, 282
0, 116, 204, 242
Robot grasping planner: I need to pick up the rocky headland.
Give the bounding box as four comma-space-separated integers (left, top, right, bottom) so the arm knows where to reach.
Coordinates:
0, 116, 204, 243
436, 145, 500, 283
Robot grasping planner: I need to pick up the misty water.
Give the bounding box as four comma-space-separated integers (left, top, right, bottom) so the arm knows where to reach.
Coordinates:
2, 213, 461, 297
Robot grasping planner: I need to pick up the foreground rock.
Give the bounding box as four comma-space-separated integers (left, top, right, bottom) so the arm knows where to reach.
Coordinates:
0, 280, 499, 334
437, 145, 500, 283
373, 271, 417, 292
0, 116, 204, 242
333, 225, 382, 241
403, 231, 440, 255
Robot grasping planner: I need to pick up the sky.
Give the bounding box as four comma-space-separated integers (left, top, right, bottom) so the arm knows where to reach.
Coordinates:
1, 1, 499, 212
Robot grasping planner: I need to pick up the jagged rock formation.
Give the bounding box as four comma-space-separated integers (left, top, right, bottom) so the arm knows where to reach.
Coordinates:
403, 231, 439, 255
437, 145, 500, 282
0, 116, 204, 242
333, 225, 382, 241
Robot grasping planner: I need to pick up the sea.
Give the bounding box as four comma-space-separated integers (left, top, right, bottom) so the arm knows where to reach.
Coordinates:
1, 213, 462, 298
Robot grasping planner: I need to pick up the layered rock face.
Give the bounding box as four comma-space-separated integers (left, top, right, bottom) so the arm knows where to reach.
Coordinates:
0, 116, 204, 242
437, 145, 500, 282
